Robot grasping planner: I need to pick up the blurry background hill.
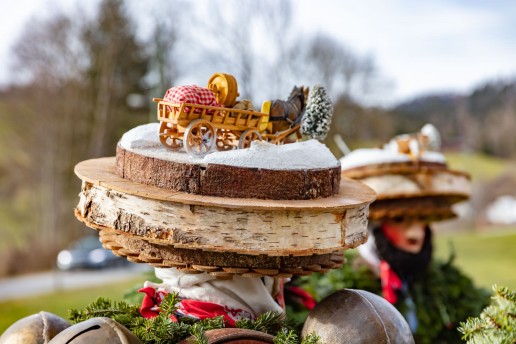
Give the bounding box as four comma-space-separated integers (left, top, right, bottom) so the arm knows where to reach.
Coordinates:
0, 0, 515, 277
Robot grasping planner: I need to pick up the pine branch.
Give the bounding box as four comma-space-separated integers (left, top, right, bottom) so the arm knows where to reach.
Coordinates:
69, 297, 311, 343
494, 284, 516, 304
300, 332, 321, 344
189, 323, 209, 344
158, 292, 180, 317
273, 329, 299, 344
68, 297, 141, 325
236, 311, 287, 335
458, 285, 516, 343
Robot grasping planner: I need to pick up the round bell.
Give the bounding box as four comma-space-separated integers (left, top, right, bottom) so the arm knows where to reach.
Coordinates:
0, 311, 70, 344
47, 317, 142, 344
179, 328, 274, 344
302, 289, 414, 344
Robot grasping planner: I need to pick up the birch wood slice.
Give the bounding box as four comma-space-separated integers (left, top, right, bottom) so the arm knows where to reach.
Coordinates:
75, 158, 375, 258
341, 162, 471, 221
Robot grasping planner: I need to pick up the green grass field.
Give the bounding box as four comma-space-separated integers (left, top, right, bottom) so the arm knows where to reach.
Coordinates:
434, 227, 516, 290
0, 277, 144, 333
444, 151, 515, 182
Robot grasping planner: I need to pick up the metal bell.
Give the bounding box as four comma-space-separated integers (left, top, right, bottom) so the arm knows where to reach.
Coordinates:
47, 317, 142, 344
0, 311, 70, 344
302, 289, 415, 344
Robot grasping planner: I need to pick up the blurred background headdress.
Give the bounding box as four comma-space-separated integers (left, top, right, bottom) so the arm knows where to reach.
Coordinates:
340, 124, 471, 222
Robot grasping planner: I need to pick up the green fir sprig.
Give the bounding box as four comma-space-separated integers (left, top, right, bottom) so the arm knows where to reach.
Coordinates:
68, 297, 142, 328
273, 330, 320, 344
458, 285, 516, 344
68, 293, 319, 344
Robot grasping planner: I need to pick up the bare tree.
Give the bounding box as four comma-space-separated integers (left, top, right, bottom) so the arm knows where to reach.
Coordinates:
139, 1, 191, 99
289, 32, 382, 103
82, 0, 149, 158
10, 13, 91, 249
5, 0, 150, 270
483, 93, 516, 157
184, 0, 296, 102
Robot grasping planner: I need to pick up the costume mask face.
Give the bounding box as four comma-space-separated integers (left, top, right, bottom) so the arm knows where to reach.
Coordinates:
381, 220, 426, 254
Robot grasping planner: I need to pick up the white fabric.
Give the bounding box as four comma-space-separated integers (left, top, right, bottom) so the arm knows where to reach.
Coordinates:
357, 233, 381, 277
144, 268, 284, 318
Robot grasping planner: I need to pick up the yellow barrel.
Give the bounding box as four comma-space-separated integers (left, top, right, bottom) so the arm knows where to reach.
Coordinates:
207, 73, 239, 107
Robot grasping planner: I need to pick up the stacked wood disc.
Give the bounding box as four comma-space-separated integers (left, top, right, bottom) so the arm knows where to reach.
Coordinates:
340, 150, 471, 221
75, 125, 375, 278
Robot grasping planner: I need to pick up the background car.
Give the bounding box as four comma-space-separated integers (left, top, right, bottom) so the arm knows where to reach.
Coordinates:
56, 236, 126, 270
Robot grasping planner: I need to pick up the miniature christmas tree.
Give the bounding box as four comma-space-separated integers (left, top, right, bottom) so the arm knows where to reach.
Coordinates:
301, 85, 333, 140
458, 285, 516, 344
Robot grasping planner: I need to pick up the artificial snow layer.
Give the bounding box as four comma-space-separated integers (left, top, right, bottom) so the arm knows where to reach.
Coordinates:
339, 148, 446, 170
118, 123, 340, 169
203, 139, 339, 170
118, 123, 204, 164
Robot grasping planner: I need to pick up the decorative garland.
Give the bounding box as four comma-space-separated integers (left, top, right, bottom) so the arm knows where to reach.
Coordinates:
68, 293, 320, 344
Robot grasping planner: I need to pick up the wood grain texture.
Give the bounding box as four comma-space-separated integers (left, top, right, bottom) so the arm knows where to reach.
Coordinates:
75, 157, 374, 257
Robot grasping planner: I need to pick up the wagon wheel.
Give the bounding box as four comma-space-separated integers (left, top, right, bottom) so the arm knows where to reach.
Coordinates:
238, 129, 262, 149
216, 129, 236, 151
159, 122, 183, 150
184, 119, 216, 157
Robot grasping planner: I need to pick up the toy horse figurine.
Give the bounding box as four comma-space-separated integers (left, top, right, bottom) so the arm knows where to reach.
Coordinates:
269, 86, 309, 133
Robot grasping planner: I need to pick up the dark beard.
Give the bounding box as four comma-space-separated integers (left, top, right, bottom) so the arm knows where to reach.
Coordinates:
373, 226, 433, 282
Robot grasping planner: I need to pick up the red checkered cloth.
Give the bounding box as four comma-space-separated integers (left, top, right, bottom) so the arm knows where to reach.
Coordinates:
163, 85, 221, 113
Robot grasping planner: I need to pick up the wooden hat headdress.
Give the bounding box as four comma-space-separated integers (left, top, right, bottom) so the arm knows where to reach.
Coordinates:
339, 124, 471, 222
74, 73, 376, 279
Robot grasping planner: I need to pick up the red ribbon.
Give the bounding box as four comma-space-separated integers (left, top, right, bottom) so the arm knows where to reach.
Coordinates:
380, 260, 402, 304
138, 287, 252, 326
284, 285, 316, 310
139, 287, 168, 319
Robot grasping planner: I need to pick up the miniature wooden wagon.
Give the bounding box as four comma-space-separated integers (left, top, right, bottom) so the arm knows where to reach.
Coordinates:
155, 73, 306, 157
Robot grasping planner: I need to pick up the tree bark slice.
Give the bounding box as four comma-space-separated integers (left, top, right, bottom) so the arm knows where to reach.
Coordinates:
116, 145, 341, 200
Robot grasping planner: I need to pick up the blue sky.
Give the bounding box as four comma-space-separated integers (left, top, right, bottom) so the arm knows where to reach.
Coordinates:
1, 0, 515, 104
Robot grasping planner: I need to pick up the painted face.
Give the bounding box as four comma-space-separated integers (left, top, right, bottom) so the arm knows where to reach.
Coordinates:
381, 220, 427, 254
